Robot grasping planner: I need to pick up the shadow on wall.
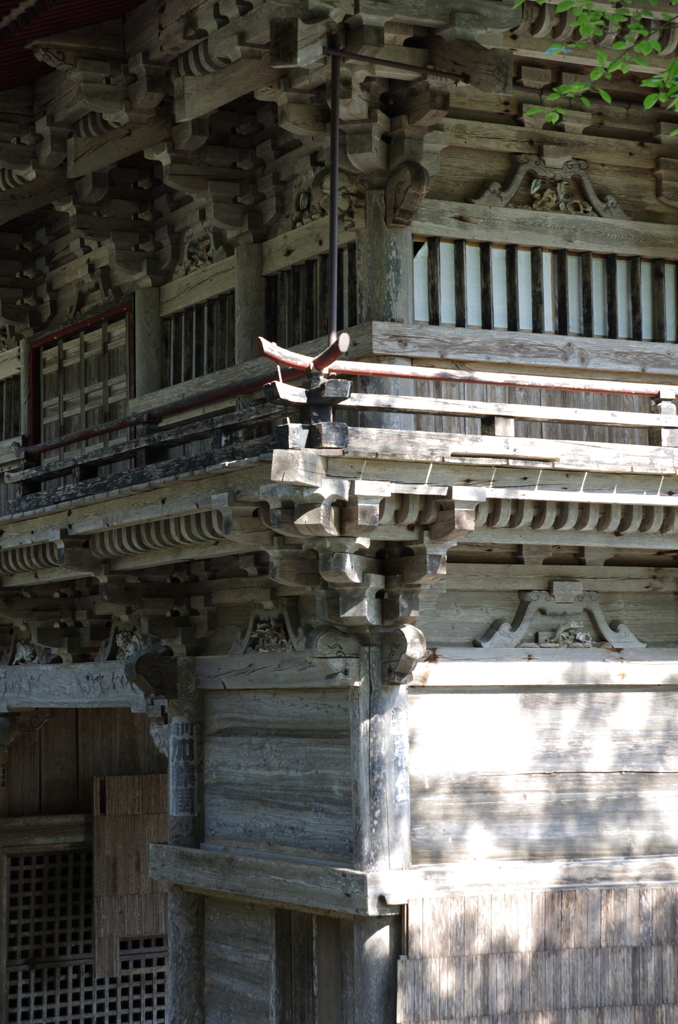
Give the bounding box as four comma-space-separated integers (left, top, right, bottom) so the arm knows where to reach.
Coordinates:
401, 664, 678, 1021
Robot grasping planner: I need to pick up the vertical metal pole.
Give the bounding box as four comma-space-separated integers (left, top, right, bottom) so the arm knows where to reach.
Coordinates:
328, 40, 341, 346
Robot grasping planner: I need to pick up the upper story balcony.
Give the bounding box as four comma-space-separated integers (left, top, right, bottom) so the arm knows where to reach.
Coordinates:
0, 200, 676, 607
0, 310, 677, 613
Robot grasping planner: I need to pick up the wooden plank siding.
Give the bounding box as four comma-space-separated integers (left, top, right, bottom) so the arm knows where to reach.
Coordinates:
409, 689, 678, 865
203, 689, 354, 862
398, 887, 678, 1022
2, 707, 167, 818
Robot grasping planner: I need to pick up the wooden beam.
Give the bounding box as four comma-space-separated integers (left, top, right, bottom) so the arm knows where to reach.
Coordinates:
366, 321, 678, 384
413, 198, 678, 260
380, 855, 678, 903
440, 115, 678, 171
174, 57, 281, 123
0, 662, 146, 712
0, 813, 91, 847
159, 257, 235, 317
262, 214, 365, 277
329, 392, 678, 431
0, 172, 72, 227
148, 843, 389, 916
444, 565, 678, 593
195, 653, 347, 690
410, 649, 678, 691
67, 116, 172, 178
309, 423, 678, 476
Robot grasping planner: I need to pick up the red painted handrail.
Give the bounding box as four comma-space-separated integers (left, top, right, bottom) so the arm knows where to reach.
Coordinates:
17, 330, 675, 460
258, 335, 676, 399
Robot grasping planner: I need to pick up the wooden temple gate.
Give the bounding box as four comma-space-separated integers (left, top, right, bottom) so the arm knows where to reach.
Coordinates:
0, 0, 675, 1021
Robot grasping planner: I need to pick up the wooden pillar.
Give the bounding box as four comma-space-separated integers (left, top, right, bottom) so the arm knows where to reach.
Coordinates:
356, 190, 415, 429
167, 885, 204, 1024
356, 191, 414, 325
168, 657, 203, 847
19, 337, 29, 440
235, 242, 265, 364
351, 647, 410, 874
344, 646, 408, 1023
167, 656, 205, 1023
134, 287, 163, 397
341, 917, 401, 1024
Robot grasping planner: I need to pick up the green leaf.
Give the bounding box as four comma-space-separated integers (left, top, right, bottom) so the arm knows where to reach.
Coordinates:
597, 88, 612, 102
580, 96, 591, 107
644, 92, 660, 108
590, 67, 605, 80
523, 106, 546, 116
555, 0, 576, 10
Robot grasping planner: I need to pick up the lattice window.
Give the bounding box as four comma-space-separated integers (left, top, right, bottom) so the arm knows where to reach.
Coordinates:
161, 292, 235, 387
7, 850, 93, 965
5, 848, 166, 1024
38, 316, 129, 452
7, 941, 166, 1024
414, 237, 678, 342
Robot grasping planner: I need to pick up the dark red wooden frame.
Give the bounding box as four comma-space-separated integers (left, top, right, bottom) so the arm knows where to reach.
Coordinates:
28, 301, 133, 446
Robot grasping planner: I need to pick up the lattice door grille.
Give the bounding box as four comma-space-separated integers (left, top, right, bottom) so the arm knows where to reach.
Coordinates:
5, 850, 166, 1023
7, 850, 93, 965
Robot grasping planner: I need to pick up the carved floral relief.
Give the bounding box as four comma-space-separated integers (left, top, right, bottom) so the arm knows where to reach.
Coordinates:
473, 153, 628, 219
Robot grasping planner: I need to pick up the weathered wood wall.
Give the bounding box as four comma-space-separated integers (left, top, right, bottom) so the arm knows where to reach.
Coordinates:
398, 886, 678, 1022
409, 688, 678, 865
204, 897, 274, 1024
2, 707, 167, 817
203, 689, 353, 862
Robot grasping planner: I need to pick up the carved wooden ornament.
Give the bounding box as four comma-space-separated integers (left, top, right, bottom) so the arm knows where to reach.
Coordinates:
125, 644, 179, 698
382, 625, 427, 684
305, 626, 361, 683
475, 581, 645, 649
385, 161, 430, 228
473, 154, 628, 219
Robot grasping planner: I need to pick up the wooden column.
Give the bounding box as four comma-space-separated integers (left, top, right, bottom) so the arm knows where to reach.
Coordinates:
344, 646, 408, 1023
368, 647, 410, 872
19, 337, 29, 440
134, 287, 163, 397
343, 917, 401, 1024
235, 242, 265, 364
356, 191, 413, 325
356, 190, 415, 429
167, 885, 204, 1024
167, 656, 205, 1024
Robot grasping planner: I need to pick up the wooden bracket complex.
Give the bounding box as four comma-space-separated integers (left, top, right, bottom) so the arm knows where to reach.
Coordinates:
125, 644, 179, 699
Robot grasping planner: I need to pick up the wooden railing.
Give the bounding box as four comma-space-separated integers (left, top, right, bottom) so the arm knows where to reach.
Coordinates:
415, 237, 678, 342
5, 402, 285, 515
5, 332, 678, 516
